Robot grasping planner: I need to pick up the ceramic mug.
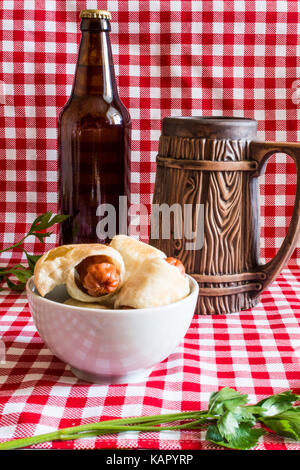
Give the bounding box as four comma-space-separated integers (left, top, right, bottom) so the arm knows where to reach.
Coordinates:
150, 116, 300, 315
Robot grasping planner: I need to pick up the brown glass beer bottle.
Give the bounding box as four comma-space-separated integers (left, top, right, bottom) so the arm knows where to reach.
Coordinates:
58, 10, 131, 244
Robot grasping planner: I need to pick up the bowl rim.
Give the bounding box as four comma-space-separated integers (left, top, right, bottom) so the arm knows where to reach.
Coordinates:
26, 275, 199, 315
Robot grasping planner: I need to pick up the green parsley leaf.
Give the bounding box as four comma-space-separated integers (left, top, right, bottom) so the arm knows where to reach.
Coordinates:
0, 212, 69, 292
218, 406, 257, 441
260, 408, 300, 440
24, 251, 42, 273
217, 410, 241, 441
29, 211, 53, 231
9, 268, 32, 283
30, 211, 69, 234
206, 422, 265, 450
31, 231, 52, 243
208, 387, 249, 415
5, 277, 26, 291
256, 390, 300, 417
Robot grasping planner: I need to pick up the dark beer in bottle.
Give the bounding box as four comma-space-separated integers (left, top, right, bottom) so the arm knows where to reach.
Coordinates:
58, 10, 131, 244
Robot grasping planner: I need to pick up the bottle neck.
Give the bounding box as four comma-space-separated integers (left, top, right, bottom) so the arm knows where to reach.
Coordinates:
72, 19, 118, 100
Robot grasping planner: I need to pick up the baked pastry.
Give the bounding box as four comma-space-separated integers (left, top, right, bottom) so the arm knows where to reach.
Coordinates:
34, 238, 189, 309
34, 244, 125, 304
114, 256, 190, 309
109, 234, 166, 281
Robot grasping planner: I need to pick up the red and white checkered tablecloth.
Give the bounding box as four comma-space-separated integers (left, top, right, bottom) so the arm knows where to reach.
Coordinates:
1, 0, 300, 451
0, 267, 300, 450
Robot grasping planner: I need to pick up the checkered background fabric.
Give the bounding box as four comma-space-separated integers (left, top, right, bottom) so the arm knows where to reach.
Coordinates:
1, 0, 300, 263
1, 0, 300, 451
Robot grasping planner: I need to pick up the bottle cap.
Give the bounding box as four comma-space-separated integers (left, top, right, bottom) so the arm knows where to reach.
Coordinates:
80, 9, 111, 20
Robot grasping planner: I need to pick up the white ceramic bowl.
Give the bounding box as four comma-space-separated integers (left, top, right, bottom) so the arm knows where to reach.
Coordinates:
26, 275, 199, 384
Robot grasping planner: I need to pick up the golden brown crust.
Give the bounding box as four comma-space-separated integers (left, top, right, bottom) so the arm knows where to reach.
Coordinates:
109, 235, 166, 281
34, 237, 188, 310
34, 244, 79, 297
114, 257, 190, 309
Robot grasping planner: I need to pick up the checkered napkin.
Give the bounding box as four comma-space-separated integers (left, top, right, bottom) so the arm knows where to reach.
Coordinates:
0, 267, 300, 450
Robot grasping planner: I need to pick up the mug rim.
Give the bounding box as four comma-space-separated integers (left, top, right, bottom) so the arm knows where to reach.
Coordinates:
162, 115, 258, 139
163, 115, 257, 124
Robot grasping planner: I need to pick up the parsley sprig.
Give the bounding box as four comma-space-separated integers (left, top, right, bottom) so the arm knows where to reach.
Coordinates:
0, 387, 299, 450
0, 211, 69, 291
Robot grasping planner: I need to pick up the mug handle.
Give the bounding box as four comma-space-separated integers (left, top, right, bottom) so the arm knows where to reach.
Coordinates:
250, 141, 300, 296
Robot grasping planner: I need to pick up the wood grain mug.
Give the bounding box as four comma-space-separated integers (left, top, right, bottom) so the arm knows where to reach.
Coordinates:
149, 116, 300, 315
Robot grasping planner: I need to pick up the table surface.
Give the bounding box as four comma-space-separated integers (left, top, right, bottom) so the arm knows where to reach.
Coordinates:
0, 267, 300, 450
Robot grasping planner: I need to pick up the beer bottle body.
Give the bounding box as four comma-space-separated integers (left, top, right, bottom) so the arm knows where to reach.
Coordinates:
58, 12, 131, 244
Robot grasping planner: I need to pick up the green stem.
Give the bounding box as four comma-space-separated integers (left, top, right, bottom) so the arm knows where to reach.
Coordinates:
69, 411, 207, 433
0, 236, 28, 254
0, 265, 28, 276
0, 430, 61, 450
59, 418, 209, 441
0, 412, 210, 450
